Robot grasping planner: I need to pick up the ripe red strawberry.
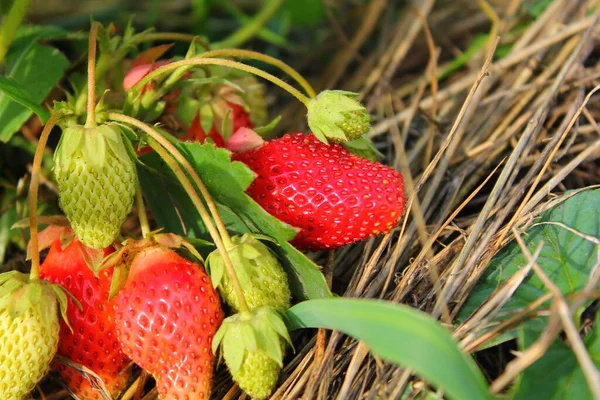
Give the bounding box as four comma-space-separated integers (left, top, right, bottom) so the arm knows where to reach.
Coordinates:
114, 246, 223, 399
39, 230, 131, 399
233, 132, 406, 250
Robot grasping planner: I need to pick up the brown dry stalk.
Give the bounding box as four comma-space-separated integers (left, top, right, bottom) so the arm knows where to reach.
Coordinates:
369, 14, 597, 137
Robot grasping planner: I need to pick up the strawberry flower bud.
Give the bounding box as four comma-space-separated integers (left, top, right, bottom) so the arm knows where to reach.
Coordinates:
306, 90, 371, 143
53, 124, 137, 249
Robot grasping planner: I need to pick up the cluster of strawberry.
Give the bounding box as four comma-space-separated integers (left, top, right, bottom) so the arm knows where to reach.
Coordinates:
0, 33, 406, 400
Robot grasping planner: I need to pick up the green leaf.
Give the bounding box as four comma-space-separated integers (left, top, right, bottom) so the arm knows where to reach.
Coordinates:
283, 0, 324, 27
286, 298, 491, 400
458, 188, 600, 343
0, 76, 50, 122
0, 25, 69, 142
139, 142, 331, 300
511, 312, 600, 399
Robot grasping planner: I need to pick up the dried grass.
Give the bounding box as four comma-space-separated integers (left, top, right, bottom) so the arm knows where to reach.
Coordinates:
30, 0, 600, 398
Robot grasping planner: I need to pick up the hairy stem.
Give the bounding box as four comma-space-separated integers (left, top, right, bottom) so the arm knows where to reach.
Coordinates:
135, 183, 150, 238
213, 0, 286, 50
0, 0, 31, 65
29, 113, 60, 280
109, 113, 249, 312
85, 22, 101, 128
131, 57, 311, 106
199, 48, 316, 98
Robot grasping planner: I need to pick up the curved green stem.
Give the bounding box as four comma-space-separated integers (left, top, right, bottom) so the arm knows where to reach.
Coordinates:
108, 113, 248, 313
137, 32, 211, 51
29, 113, 60, 280
135, 184, 150, 238
199, 48, 316, 98
85, 22, 101, 128
131, 57, 311, 106
0, 0, 31, 65
213, 0, 286, 50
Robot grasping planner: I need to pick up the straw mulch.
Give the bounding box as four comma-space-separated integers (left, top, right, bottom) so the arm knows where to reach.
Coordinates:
30, 0, 600, 398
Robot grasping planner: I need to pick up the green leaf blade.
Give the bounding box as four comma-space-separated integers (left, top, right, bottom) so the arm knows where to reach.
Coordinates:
458, 188, 600, 342
0, 76, 50, 122
286, 298, 491, 400
0, 25, 69, 142
512, 312, 600, 400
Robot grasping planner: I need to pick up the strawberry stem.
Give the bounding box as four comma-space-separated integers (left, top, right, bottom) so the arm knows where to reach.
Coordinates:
149, 139, 248, 311
131, 57, 311, 106
135, 184, 150, 238
138, 32, 211, 51
85, 22, 101, 128
212, 0, 285, 50
108, 113, 250, 313
28, 113, 60, 280
198, 49, 317, 98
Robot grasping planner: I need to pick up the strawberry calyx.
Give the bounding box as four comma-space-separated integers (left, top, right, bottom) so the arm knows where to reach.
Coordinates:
306, 90, 371, 143
104, 230, 204, 299
212, 306, 292, 371
212, 306, 292, 399
0, 271, 79, 332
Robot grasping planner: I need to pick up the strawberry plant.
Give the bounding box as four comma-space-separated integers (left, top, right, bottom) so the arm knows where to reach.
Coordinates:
4, 2, 597, 400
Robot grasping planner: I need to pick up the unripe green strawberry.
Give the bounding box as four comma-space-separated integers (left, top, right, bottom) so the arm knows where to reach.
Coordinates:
53, 124, 137, 249
213, 307, 291, 400
206, 233, 291, 313
233, 345, 281, 399
0, 272, 71, 399
306, 90, 371, 143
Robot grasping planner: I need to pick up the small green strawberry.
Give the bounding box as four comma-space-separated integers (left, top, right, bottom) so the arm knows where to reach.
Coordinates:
0, 272, 72, 399
206, 233, 291, 313
306, 90, 371, 143
53, 124, 137, 249
213, 307, 291, 400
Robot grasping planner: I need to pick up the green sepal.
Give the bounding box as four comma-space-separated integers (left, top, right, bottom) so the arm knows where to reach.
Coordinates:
307, 90, 371, 143
55, 125, 85, 165
328, 89, 360, 98
239, 242, 262, 259
82, 128, 107, 169
0, 272, 79, 332
264, 308, 293, 348
254, 116, 281, 137
100, 124, 133, 167
213, 307, 291, 374
205, 250, 226, 289
200, 103, 215, 133
343, 135, 384, 161
220, 107, 233, 140
222, 318, 246, 373
51, 283, 81, 333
